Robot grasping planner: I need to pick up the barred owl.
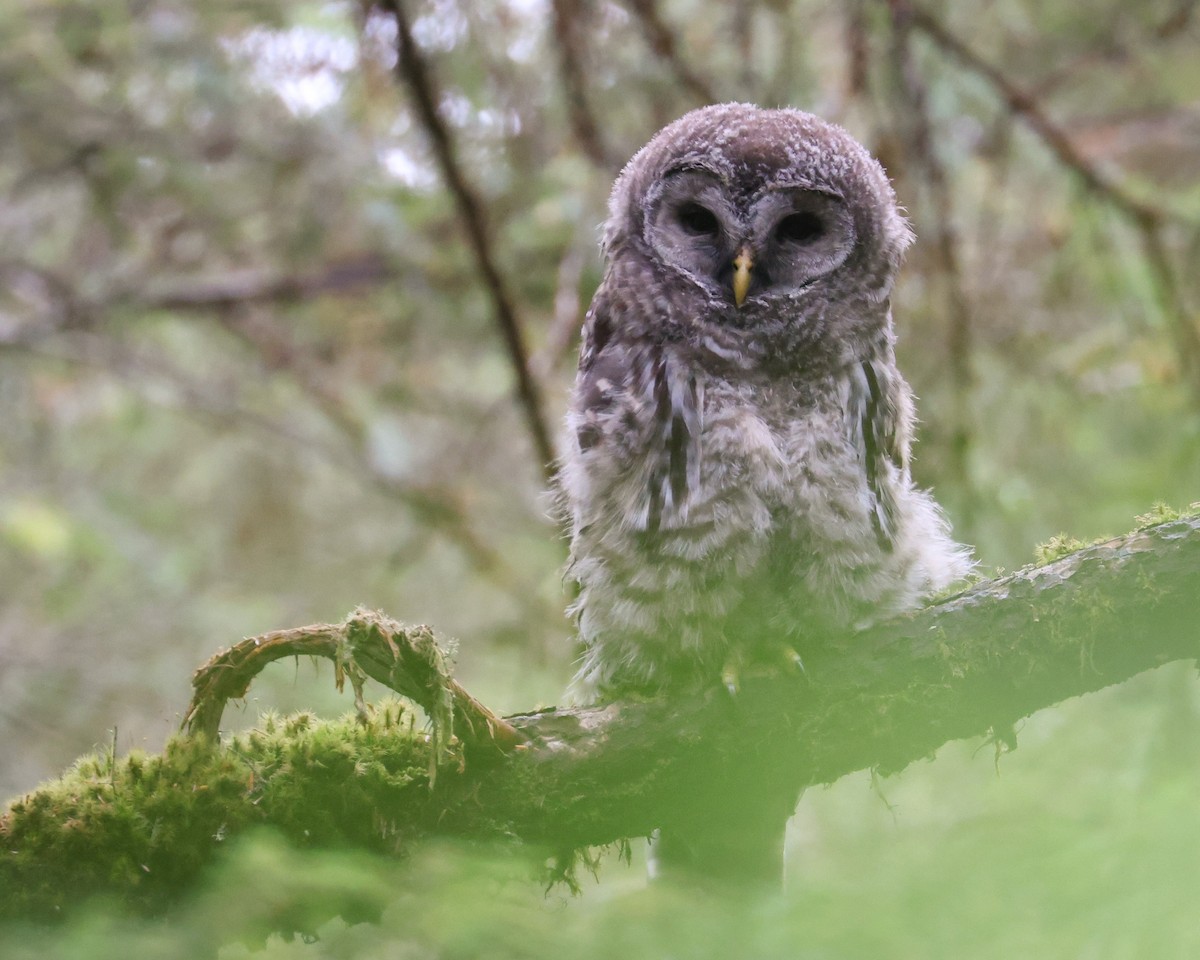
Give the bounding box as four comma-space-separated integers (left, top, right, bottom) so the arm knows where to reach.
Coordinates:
560, 103, 972, 704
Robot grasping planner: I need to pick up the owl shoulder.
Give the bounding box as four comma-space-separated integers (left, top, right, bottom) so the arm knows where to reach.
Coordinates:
572, 285, 676, 451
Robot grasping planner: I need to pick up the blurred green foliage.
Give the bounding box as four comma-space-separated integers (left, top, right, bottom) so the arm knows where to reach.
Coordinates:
2, 0, 1199, 952
3, 666, 1200, 957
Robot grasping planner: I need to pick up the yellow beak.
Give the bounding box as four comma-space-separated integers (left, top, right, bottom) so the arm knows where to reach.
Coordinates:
732, 246, 753, 308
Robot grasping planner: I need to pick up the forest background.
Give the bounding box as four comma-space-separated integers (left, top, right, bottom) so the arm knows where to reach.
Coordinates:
1, 0, 1199, 956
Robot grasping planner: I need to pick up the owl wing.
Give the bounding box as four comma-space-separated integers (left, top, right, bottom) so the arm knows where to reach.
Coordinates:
849, 357, 905, 551
572, 291, 701, 533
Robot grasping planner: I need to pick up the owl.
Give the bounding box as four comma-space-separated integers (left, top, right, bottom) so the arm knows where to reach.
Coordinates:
560, 103, 973, 704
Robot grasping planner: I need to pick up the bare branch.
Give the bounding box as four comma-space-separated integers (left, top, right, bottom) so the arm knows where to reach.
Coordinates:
3, 324, 538, 614
529, 240, 586, 383
378, 0, 557, 481
1156, 0, 1198, 37
886, 3, 975, 528
0, 254, 396, 347
897, 2, 1170, 226
845, 0, 870, 100
624, 0, 717, 105
896, 0, 1200, 400
138, 254, 395, 311
550, 0, 618, 170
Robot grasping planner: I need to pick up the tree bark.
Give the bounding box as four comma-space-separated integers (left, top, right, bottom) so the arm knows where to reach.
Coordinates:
445, 514, 1200, 849
3, 514, 1198, 918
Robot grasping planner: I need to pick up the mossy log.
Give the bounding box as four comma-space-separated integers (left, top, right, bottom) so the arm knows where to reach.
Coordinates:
2, 514, 1198, 919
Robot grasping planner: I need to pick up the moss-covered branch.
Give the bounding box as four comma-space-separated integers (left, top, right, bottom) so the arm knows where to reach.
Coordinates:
3, 514, 1198, 919
181, 610, 524, 757
1, 705, 437, 921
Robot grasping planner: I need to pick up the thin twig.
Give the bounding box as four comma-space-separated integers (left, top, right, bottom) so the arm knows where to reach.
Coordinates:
379, 0, 557, 480
887, 2, 975, 528
899, 3, 1169, 226
140, 254, 395, 311
845, 0, 870, 100
764, 4, 801, 107
731, 0, 755, 95
1156, 0, 1197, 37
550, 0, 616, 170
3, 327, 532, 608
624, 0, 717, 105
529, 240, 586, 382
0, 255, 396, 346
897, 0, 1200, 399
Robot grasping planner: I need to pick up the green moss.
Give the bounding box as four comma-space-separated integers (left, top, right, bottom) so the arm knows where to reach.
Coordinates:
1134, 501, 1200, 528
1033, 533, 1091, 565
1031, 502, 1199, 568
0, 699, 434, 922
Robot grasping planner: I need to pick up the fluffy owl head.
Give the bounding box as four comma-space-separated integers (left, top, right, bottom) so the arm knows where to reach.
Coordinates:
603, 103, 912, 357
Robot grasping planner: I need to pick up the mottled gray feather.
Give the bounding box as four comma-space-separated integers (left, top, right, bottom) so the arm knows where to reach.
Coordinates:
559, 103, 973, 702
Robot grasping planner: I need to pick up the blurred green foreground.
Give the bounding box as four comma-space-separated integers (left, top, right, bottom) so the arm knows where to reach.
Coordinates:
5, 660, 1200, 959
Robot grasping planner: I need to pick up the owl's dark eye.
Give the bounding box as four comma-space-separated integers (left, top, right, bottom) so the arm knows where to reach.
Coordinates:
676, 202, 720, 236
775, 211, 824, 244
